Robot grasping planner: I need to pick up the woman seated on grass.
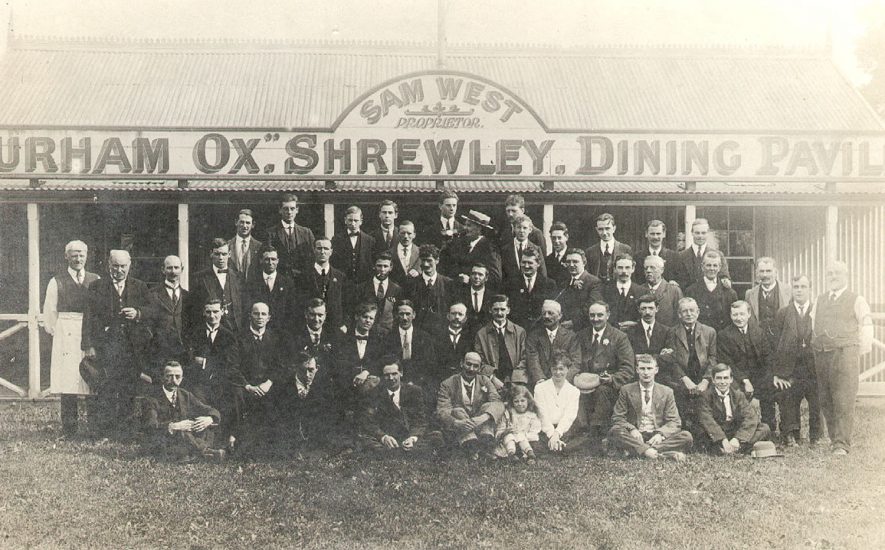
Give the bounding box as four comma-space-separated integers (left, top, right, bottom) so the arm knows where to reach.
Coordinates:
534, 355, 584, 453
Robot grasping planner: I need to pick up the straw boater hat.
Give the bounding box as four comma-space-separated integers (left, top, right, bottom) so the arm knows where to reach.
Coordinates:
750, 441, 784, 458
573, 372, 601, 394
459, 210, 495, 230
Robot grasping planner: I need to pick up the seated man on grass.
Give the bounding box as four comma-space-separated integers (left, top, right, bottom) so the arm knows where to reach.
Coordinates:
142, 361, 224, 462
608, 354, 693, 461
695, 363, 771, 455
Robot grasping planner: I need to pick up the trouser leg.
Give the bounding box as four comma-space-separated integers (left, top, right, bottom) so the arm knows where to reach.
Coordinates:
827, 347, 859, 451
606, 425, 649, 456
814, 350, 835, 442
60, 394, 79, 436
653, 430, 694, 453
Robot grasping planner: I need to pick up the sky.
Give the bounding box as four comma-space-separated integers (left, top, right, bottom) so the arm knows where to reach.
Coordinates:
1, 0, 882, 85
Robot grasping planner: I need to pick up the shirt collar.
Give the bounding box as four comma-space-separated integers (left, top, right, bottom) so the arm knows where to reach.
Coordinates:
761, 282, 777, 293
236, 235, 248, 245
162, 386, 176, 402
642, 320, 654, 331
264, 271, 276, 281
422, 273, 437, 285
250, 326, 265, 338
165, 281, 180, 291
715, 389, 730, 398
493, 320, 508, 332
206, 323, 219, 333
616, 281, 630, 291
593, 326, 606, 338
373, 277, 387, 287
647, 280, 662, 292
795, 301, 809, 314
212, 266, 226, 275
830, 287, 847, 300
67, 267, 83, 280
460, 376, 475, 388
281, 221, 294, 229
314, 263, 329, 274
546, 327, 558, 338
399, 326, 413, 336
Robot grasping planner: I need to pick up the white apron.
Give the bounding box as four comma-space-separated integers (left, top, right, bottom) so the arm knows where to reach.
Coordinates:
49, 312, 90, 395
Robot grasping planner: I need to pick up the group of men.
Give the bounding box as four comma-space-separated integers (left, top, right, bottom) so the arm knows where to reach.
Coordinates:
43, 192, 874, 461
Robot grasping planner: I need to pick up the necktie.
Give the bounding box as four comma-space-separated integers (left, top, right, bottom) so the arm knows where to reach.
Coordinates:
76, 271, 84, 285
266, 276, 273, 292
473, 291, 480, 312
570, 278, 577, 288
402, 331, 411, 360
548, 331, 555, 344
286, 225, 293, 237
621, 287, 627, 298
426, 278, 433, 290
646, 325, 652, 346
310, 332, 319, 345
450, 332, 459, 349
525, 277, 533, 293
830, 292, 837, 302
376, 282, 385, 302
354, 332, 369, 341
170, 390, 177, 408
240, 239, 248, 271
115, 283, 124, 296
643, 389, 650, 405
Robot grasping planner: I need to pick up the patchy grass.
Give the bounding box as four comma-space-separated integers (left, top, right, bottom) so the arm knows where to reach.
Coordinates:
1, 400, 884, 549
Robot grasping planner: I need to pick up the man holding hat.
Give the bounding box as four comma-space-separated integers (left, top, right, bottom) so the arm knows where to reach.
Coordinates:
440, 209, 502, 289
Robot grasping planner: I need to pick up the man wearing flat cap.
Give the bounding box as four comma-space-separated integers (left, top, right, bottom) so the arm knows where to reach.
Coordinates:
440, 209, 502, 289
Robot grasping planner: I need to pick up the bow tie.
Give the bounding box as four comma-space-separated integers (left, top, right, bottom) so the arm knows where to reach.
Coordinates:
216, 269, 228, 274
354, 333, 369, 341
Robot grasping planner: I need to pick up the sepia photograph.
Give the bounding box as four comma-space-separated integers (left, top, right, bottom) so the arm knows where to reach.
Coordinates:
0, 0, 883, 547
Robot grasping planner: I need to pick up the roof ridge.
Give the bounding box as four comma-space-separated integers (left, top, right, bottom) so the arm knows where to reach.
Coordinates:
7, 34, 827, 57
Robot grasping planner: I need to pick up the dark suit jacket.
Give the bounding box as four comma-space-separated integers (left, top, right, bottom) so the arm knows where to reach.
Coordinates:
440, 235, 502, 288
186, 268, 247, 334
506, 274, 557, 331
554, 271, 604, 331
576, 324, 635, 390
227, 235, 263, 284
369, 226, 397, 253
352, 278, 403, 336
456, 284, 497, 338
333, 330, 384, 389
421, 217, 464, 250
430, 326, 474, 382
142, 385, 220, 443
271, 362, 337, 439
474, 320, 528, 384
184, 323, 239, 405
717, 323, 773, 387
772, 301, 815, 379
659, 322, 717, 383
245, 270, 297, 328
640, 281, 683, 327
404, 273, 455, 334
585, 240, 632, 284
696, 387, 760, 442
601, 282, 644, 327
685, 281, 738, 332
625, 322, 673, 358
632, 247, 680, 284
296, 265, 347, 331
674, 246, 731, 289
501, 240, 548, 287
611, 382, 682, 437
289, 325, 337, 367
389, 243, 421, 286
230, 327, 284, 388
331, 230, 377, 284
498, 225, 547, 256
361, 383, 427, 441
81, 276, 152, 365
525, 325, 581, 385
545, 251, 569, 286
265, 222, 316, 280
381, 326, 439, 387
147, 284, 189, 371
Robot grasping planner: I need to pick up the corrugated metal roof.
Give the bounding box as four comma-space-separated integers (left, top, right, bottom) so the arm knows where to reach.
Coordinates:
0, 38, 880, 131
553, 181, 681, 193
0, 179, 176, 191
184, 180, 325, 192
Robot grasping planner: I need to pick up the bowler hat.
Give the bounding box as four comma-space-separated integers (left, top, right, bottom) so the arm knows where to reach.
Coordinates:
573, 372, 601, 394
79, 356, 106, 390
751, 441, 784, 458
459, 210, 495, 230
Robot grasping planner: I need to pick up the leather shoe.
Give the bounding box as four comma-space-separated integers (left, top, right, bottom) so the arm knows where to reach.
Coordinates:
784, 433, 799, 447
832, 448, 848, 456
203, 448, 227, 463
660, 451, 686, 462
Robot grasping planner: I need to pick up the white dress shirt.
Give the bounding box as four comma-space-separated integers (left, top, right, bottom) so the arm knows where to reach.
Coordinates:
534, 379, 580, 438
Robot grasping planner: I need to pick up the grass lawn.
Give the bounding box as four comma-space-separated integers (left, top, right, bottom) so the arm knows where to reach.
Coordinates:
1, 400, 884, 549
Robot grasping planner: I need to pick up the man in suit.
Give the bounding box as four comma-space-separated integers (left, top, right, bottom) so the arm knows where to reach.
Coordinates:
368, 199, 399, 254
501, 214, 548, 287
433, 303, 474, 384
640, 254, 683, 327
147, 255, 189, 380
380, 300, 438, 392
265, 193, 316, 280
685, 251, 738, 331
290, 298, 337, 369
390, 220, 421, 286
184, 299, 239, 446
405, 244, 454, 334
625, 294, 674, 359
545, 221, 570, 286
297, 237, 347, 333
608, 354, 693, 460
674, 218, 731, 290
525, 300, 581, 386
507, 247, 556, 331
82, 249, 152, 438
271, 351, 339, 454
632, 220, 681, 285
228, 208, 263, 285
334, 302, 384, 398
43, 240, 100, 437
812, 261, 874, 455
601, 254, 643, 329
474, 294, 528, 388
575, 301, 636, 445
718, 300, 776, 432
457, 262, 495, 338
186, 238, 247, 334
441, 209, 502, 289
436, 351, 505, 459
695, 363, 771, 454
557, 248, 604, 332
585, 213, 632, 285
360, 359, 437, 453
141, 361, 224, 461
745, 257, 791, 347
351, 251, 402, 336
772, 274, 820, 446
497, 194, 547, 256
421, 190, 463, 250
245, 245, 296, 329
657, 297, 717, 429
331, 205, 377, 285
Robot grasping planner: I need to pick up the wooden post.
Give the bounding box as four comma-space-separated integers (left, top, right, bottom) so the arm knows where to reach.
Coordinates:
685, 204, 697, 247
542, 203, 554, 253
27, 203, 41, 399
324, 203, 335, 239
826, 204, 838, 265
178, 203, 189, 289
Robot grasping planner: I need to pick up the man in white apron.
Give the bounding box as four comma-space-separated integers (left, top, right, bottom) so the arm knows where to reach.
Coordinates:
42, 240, 100, 436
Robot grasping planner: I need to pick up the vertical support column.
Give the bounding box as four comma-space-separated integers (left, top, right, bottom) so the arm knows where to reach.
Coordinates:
684, 204, 696, 247
324, 203, 335, 239
542, 203, 554, 253
178, 203, 189, 289
826, 204, 838, 265
27, 203, 41, 399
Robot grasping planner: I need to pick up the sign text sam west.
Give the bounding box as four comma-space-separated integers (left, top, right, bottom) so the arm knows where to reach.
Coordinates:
1, 133, 885, 179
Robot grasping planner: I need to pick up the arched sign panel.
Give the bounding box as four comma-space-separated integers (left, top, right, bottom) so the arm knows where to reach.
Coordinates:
0, 70, 884, 181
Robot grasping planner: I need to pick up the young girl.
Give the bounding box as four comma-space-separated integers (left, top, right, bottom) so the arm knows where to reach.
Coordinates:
495, 385, 543, 462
